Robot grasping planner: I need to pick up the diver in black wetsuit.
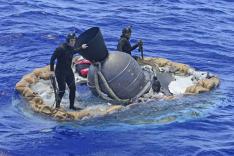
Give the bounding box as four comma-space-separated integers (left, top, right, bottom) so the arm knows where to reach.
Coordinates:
50, 33, 88, 110
117, 26, 143, 58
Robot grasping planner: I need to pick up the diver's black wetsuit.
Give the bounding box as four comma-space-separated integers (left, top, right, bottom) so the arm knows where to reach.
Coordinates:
50, 43, 80, 108
117, 36, 139, 55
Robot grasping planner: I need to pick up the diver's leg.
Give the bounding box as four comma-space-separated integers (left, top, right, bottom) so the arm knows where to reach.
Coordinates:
55, 72, 65, 108
66, 73, 82, 110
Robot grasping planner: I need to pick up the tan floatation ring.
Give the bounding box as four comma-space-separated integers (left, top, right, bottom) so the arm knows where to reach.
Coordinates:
138, 57, 190, 74
16, 57, 219, 121
185, 77, 220, 94
16, 65, 124, 121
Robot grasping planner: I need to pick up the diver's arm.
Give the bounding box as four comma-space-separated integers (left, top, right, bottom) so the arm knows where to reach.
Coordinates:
73, 44, 88, 54
130, 42, 139, 52
50, 48, 59, 71
72, 47, 82, 54
125, 40, 139, 53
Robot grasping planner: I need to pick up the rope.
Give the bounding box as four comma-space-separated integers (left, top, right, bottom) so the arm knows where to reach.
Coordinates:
94, 69, 114, 102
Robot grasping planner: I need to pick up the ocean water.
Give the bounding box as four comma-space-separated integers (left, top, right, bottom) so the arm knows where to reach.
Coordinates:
0, 0, 234, 155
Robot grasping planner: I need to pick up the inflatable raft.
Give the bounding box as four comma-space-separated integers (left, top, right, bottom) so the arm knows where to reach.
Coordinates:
15, 56, 219, 121
15, 27, 220, 121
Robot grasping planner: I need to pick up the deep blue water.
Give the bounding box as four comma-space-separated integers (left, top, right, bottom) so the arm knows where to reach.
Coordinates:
0, 0, 234, 155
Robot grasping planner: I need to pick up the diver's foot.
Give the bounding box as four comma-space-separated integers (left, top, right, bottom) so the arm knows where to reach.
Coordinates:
55, 105, 60, 109
69, 106, 82, 111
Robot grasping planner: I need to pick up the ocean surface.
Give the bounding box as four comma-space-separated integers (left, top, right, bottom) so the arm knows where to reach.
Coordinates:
0, 0, 234, 155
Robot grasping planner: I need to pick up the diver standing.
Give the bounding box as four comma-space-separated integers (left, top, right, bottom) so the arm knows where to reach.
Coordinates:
117, 26, 143, 58
50, 33, 88, 110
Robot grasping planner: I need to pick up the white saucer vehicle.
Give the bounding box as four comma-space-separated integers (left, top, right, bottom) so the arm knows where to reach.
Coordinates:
15, 27, 220, 121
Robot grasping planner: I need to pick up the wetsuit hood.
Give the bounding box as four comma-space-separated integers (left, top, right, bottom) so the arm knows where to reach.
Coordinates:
122, 26, 132, 34
121, 26, 132, 40
66, 33, 77, 43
